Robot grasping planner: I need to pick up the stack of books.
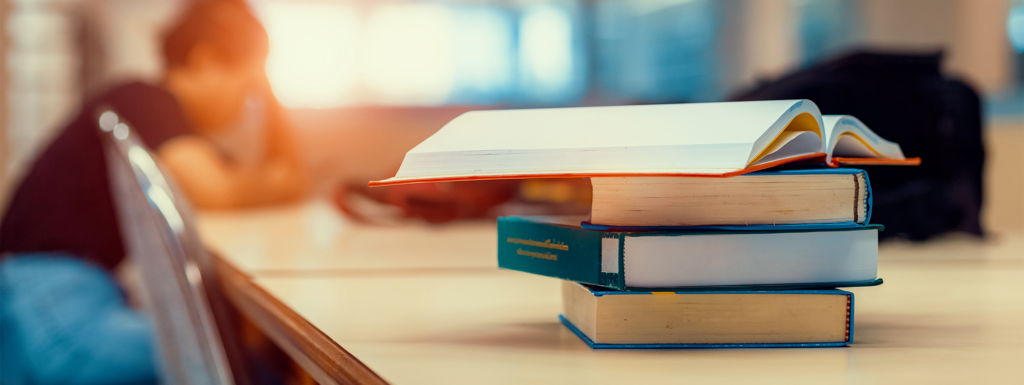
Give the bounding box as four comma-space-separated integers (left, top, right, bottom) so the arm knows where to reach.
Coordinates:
498, 170, 880, 348
371, 100, 918, 349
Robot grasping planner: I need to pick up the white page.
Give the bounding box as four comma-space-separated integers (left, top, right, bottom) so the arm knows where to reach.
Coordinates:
749, 131, 823, 166
623, 229, 878, 288
389, 100, 823, 181
823, 115, 906, 163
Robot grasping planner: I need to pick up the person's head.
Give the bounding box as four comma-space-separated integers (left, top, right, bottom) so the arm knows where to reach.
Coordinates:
162, 0, 270, 134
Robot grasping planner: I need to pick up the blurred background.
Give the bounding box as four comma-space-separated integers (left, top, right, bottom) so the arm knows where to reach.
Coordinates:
1, 0, 1022, 231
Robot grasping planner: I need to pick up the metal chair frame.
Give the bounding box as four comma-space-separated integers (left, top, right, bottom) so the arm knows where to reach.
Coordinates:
98, 108, 233, 385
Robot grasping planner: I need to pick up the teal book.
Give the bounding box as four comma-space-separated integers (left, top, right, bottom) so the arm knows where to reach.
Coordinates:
561, 281, 854, 348
497, 216, 882, 291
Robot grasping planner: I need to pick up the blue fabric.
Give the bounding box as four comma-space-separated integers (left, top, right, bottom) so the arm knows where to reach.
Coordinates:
0, 254, 159, 385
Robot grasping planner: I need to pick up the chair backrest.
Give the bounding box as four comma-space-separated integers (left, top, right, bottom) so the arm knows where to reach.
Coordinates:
97, 108, 233, 385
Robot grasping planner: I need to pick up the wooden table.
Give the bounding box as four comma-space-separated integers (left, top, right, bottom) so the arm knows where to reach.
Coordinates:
198, 199, 1024, 385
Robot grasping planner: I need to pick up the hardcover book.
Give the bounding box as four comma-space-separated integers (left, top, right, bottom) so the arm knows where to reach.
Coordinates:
561, 281, 854, 348
498, 216, 882, 291
370, 99, 918, 186
587, 168, 872, 229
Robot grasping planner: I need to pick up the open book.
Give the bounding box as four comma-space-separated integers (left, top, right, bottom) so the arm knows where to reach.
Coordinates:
370, 100, 918, 186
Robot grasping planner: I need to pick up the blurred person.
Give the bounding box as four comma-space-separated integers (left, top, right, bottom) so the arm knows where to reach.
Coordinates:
0, 0, 303, 383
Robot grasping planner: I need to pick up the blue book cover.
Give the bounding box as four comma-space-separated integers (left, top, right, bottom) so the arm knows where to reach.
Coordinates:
561, 283, 854, 349
583, 167, 873, 231
498, 216, 883, 291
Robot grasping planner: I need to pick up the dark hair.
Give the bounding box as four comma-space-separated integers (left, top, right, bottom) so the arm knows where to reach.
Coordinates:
162, 0, 269, 68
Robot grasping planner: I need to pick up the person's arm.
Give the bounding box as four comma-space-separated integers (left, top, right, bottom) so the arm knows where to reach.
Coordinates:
158, 135, 306, 209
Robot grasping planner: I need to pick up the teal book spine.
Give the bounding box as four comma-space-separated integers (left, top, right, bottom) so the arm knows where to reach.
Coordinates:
498, 216, 618, 288
497, 216, 883, 291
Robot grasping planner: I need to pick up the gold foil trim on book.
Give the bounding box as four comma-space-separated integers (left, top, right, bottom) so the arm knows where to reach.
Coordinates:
506, 237, 569, 250
517, 248, 557, 261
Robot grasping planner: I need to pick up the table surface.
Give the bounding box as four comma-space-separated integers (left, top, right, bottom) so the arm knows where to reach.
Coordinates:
199, 199, 1024, 385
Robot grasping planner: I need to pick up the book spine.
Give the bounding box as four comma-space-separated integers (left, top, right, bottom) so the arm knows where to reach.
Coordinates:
497, 217, 623, 289
847, 292, 855, 344
861, 170, 873, 225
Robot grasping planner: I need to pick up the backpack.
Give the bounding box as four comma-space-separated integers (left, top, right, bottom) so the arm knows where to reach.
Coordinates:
732, 51, 985, 240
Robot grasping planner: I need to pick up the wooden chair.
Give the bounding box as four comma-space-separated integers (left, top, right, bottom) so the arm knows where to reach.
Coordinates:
98, 108, 234, 385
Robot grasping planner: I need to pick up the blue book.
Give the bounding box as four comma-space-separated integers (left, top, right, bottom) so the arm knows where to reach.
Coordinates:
561, 282, 854, 348
498, 216, 882, 291
585, 168, 872, 231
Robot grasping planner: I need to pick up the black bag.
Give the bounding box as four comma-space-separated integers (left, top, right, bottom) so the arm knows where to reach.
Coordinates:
732, 51, 985, 240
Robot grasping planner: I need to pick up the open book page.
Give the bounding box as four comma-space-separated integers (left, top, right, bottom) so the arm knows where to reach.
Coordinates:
749, 130, 823, 166
822, 115, 907, 164
373, 100, 825, 186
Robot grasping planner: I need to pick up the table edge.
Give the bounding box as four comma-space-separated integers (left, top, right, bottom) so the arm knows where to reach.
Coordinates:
213, 253, 389, 385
